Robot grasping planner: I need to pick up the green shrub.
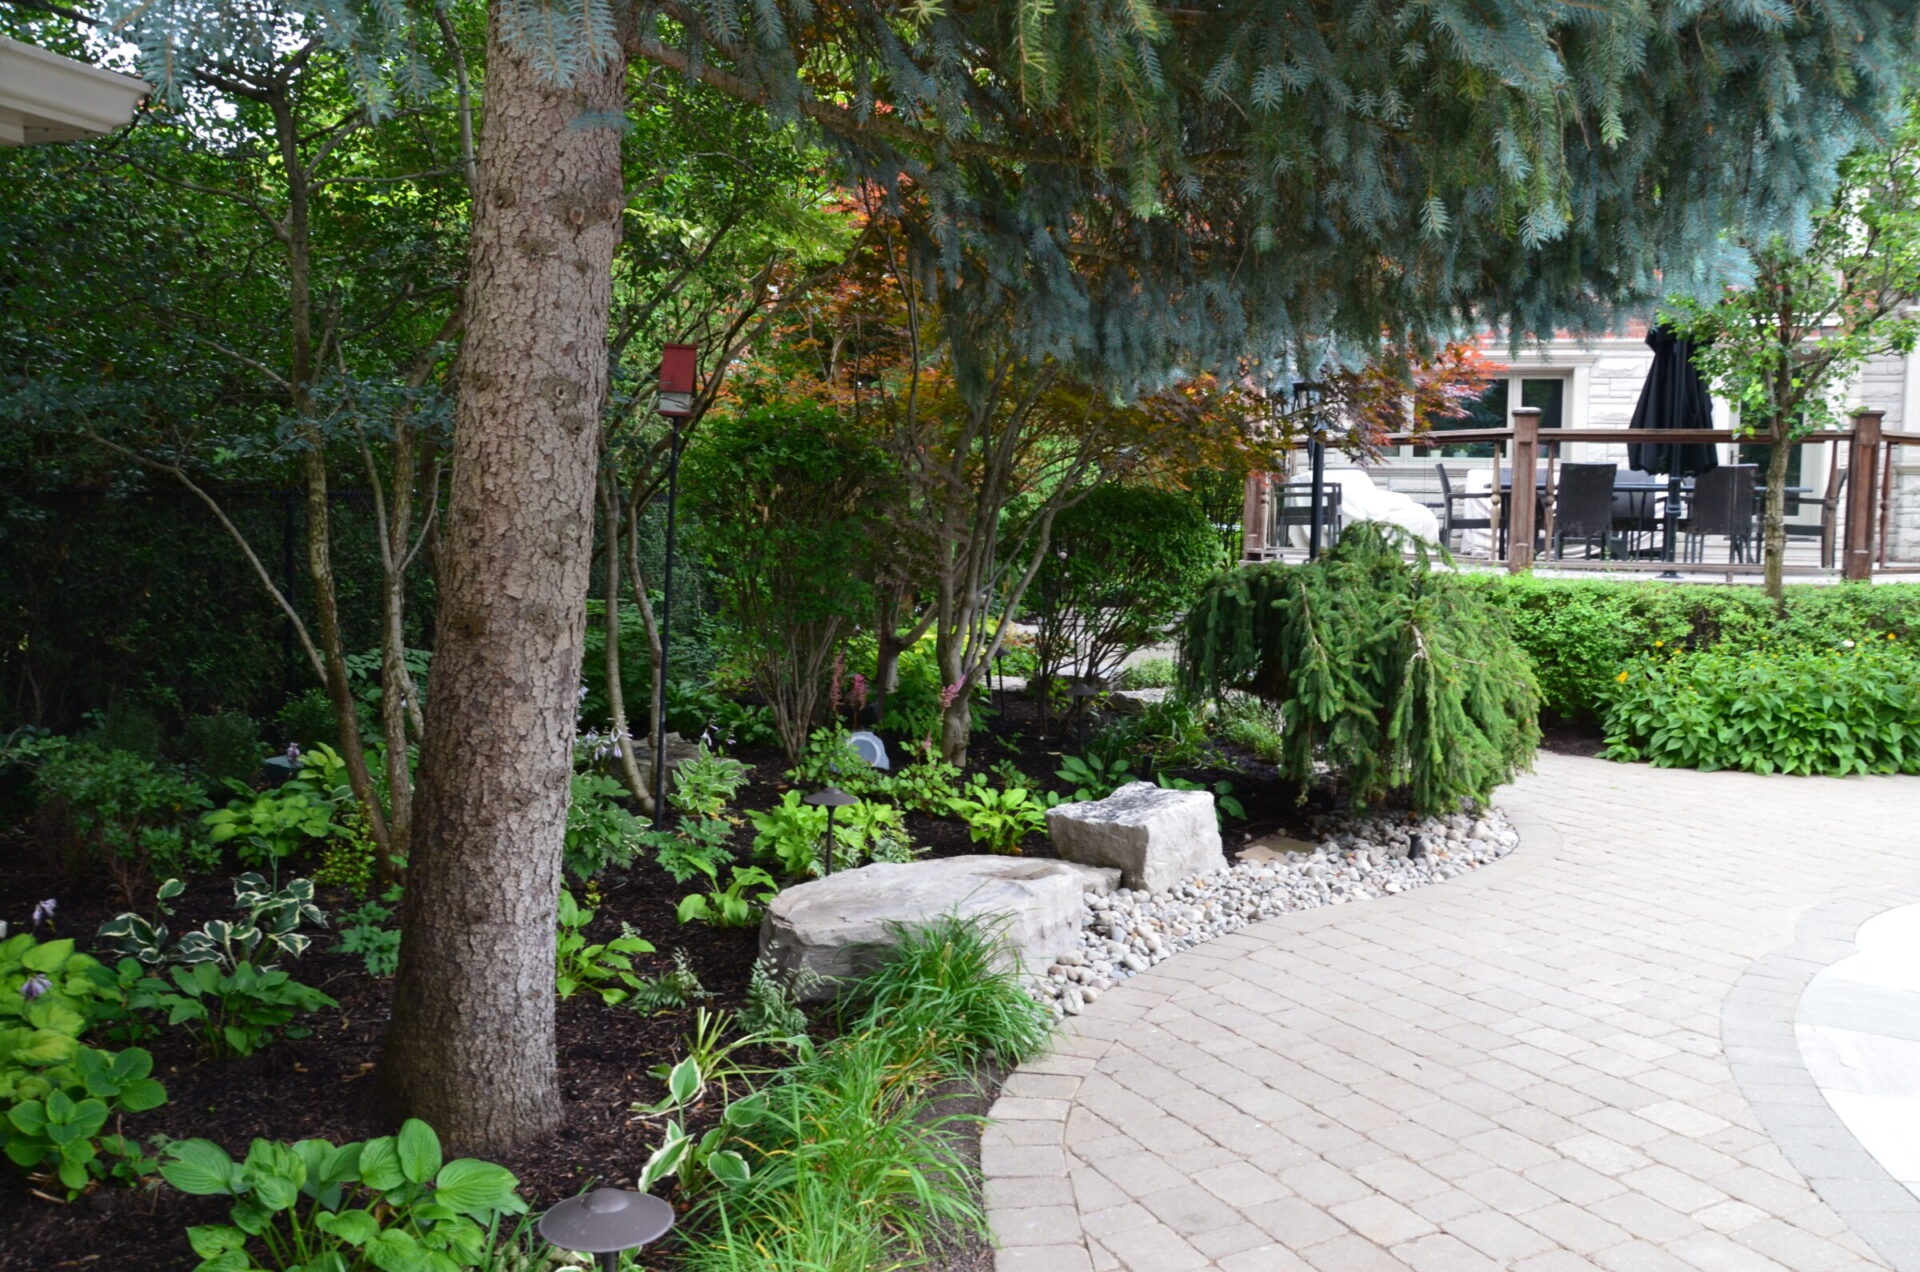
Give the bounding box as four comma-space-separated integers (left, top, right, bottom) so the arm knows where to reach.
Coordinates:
1213, 693, 1286, 762
180, 710, 263, 788
202, 785, 337, 871
334, 889, 402, 978
1183, 525, 1539, 814
1088, 694, 1211, 774
3, 1045, 166, 1196
0, 933, 165, 1197
1604, 638, 1919, 775
274, 688, 340, 751
97, 874, 328, 971
1028, 484, 1219, 691
684, 402, 895, 760
75, 702, 165, 762
675, 864, 778, 927
1, 932, 117, 1103
649, 816, 737, 886
1116, 656, 1179, 690
669, 743, 751, 818
579, 599, 653, 730
26, 739, 214, 882
1467, 577, 1920, 721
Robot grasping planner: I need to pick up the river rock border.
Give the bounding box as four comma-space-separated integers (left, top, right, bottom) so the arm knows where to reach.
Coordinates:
1034, 808, 1519, 1017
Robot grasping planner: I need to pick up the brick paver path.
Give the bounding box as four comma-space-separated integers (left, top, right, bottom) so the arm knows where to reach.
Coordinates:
985, 752, 1920, 1271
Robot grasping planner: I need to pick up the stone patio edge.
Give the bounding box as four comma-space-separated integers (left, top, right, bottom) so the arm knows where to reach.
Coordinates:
1723, 880, 1920, 1272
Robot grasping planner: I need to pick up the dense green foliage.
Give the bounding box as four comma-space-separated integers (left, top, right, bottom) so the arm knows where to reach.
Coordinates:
1604, 639, 1919, 775
22, 738, 213, 883
1468, 578, 1920, 721
683, 403, 894, 760
1182, 526, 1539, 813
1028, 485, 1218, 690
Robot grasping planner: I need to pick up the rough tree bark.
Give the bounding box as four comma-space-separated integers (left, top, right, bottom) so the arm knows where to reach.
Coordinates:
379, 16, 627, 1152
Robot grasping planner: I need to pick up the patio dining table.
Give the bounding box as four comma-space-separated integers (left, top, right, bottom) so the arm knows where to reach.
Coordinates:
1459, 469, 1812, 559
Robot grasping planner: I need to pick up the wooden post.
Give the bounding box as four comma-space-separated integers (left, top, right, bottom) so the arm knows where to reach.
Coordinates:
1843, 410, 1884, 581
1240, 471, 1269, 560
1508, 407, 1541, 573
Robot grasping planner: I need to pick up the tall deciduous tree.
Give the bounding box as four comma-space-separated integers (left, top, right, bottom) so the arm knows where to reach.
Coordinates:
1664, 104, 1920, 603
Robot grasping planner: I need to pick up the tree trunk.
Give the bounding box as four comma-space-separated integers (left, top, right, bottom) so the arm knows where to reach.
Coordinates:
598, 476, 654, 814
1762, 431, 1793, 611
379, 17, 626, 1154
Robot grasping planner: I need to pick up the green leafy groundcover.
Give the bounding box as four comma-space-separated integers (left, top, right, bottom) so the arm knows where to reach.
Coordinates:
1465, 576, 1920, 721
1180, 525, 1539, 815
1604, 638, 1919, 775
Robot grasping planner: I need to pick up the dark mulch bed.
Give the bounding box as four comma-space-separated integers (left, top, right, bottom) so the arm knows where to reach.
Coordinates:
0, 693, 1317, 1270
1539, 715, 1608, 758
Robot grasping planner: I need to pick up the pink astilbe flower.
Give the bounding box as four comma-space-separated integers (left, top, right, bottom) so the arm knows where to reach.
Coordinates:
829, 651, 846, 716
938, 681, 964, 710
850, 673, 869, 715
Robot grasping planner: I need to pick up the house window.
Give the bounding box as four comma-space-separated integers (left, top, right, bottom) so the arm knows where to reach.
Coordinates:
1430, 375, 1568, 457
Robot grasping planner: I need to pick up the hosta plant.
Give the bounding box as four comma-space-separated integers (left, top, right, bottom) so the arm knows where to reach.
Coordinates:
4, 1046, 166, 1197
945, 781, 1047, 853
555, 889, 655, 1005
160, 1118, 528, 1272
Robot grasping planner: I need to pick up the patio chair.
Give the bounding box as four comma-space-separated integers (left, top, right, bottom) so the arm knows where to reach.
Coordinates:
1270, 482, 1342, 551
1683, 464, 1758, 563
1783, 464, 1847, 570
1551, 462, 1618, 559
1610, 469, 1663, 559
1435, 465, 1490, 552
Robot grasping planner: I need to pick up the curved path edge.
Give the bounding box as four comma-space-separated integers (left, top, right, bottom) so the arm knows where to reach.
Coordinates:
1724, 886, 1920, 1272
987, 754, 1920, 1272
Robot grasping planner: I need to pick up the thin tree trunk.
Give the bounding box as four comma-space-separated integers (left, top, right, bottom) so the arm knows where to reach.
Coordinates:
272, 83, 394, 863
599, 475, 654, 813
1763, 427, 1793, 610
621, 478, 667, 789
380, 17, 627, 1153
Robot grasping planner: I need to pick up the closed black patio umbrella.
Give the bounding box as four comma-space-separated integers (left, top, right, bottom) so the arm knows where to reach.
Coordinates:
1627, 324, 1718, 564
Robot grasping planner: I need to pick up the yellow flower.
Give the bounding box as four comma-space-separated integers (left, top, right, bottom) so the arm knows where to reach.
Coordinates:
1616, 671, 1629, 683
1653, 640, 1665, 648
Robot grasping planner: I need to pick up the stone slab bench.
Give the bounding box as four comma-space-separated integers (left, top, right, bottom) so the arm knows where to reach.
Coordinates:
758, 855, 1120, 1001
1046, 781, 1221, 893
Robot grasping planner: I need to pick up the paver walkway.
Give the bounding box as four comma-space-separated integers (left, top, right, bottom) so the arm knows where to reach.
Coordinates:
985, 752, 1920, 1271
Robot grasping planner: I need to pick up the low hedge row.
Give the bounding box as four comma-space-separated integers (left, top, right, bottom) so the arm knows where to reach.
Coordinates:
1463, 577, 1920, 722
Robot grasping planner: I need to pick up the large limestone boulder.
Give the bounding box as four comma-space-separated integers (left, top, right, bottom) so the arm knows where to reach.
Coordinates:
759, 856, 1118, 1001
1046, 781, 1221, 893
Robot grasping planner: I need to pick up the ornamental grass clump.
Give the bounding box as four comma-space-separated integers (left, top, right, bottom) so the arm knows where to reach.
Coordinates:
1181, 525, 1539, 814
1604, 637, 1919, 775
679, 916, 1048, 1269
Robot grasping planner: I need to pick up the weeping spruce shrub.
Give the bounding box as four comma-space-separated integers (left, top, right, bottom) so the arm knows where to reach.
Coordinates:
1181, 525, 1539, 814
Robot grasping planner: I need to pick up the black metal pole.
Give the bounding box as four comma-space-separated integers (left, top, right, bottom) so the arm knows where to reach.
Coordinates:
1307, 436, 1327, 560
1660, 472, 1683, 578
651, 421, 684, 829
281, 488, 298, 703
824, 805, 836, 877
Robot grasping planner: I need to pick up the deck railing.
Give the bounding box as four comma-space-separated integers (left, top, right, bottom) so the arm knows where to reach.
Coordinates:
1250, 408, 1920, 578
